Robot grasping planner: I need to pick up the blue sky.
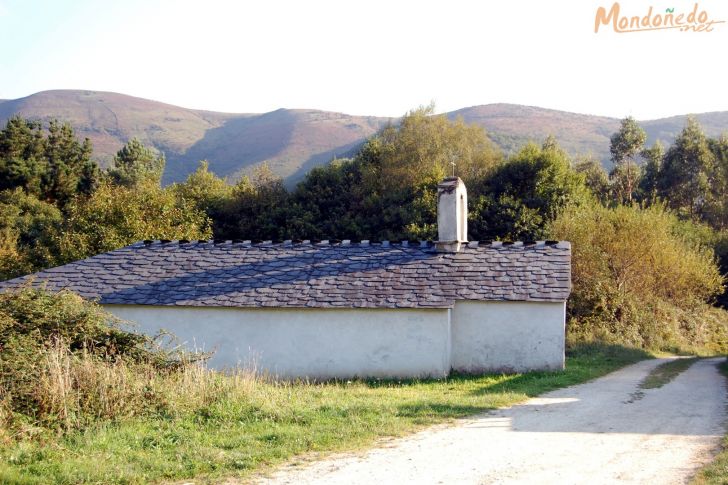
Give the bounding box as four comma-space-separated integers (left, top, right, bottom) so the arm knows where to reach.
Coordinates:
2, 0, 728, 119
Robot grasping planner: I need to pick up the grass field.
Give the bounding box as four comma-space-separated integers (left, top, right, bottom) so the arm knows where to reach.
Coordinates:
0, 344, 650, 485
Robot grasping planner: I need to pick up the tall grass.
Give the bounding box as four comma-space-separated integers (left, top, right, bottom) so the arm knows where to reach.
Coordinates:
1, 339, 258, 436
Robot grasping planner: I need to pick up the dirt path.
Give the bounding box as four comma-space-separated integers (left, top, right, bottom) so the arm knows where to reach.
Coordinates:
258, 358, 727, 484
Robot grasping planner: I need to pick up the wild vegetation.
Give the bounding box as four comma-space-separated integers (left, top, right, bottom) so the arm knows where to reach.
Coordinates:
0, 287, 196, 432
550, 202, 726, 351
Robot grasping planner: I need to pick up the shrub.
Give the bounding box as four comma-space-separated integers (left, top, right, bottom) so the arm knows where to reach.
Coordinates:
0, 189, 63, 280
549, 200, 727, 351
0, 286, 205, 432
0, 286, 168, 362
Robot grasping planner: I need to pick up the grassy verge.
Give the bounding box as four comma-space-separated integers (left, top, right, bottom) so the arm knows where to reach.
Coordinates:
0, 344, 650, 485
691, 358, 728, 485
640, 358, 699, 389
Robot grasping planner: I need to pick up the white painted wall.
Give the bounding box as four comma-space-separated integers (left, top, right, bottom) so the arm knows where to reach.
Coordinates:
105, 305, 451, 379
450, 301, 566, 373
105, 300, 566, 378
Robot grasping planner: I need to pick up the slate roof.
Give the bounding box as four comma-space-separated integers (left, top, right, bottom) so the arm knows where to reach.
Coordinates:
0, 239, 571, 309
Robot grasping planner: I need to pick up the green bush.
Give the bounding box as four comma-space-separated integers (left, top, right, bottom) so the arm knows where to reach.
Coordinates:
0, 286, 163, 361
549, 200, 727, 351
0, 287, 201, 432
0, 189, 63, 280
58, 181, 211, 263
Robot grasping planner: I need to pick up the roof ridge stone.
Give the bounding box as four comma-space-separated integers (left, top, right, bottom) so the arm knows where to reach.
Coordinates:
132, 239, 571, 250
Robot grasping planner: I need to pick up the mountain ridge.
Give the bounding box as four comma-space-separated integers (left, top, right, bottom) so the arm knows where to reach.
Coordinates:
2, 90, 727, 185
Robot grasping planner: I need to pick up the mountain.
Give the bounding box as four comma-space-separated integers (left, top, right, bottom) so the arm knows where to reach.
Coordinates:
449, 104, 619, 160
0, 90, 392, 185
450, 104, 728, 162
0, 90, 240, 168
2, 90, 728, 185
171, 108, 391, 184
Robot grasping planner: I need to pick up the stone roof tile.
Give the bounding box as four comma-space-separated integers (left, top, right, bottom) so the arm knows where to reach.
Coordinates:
1, 240, 571, 309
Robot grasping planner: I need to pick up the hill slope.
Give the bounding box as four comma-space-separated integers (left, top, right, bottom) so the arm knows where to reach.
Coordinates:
0, 90, 391, 184
451, 104, 728, 162
0, 90, 240, 166
172, 108, 391, 184
2, 90, 727, 184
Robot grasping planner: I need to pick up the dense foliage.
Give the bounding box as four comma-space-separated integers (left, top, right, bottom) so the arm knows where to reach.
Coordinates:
469, 142, 587, 240
0, 116, 99, 206
59, 181, 211, 263
0, 188, 63, 278
209, 107, 581, 242
550, 201, 726, 351
0, 123, 212, 279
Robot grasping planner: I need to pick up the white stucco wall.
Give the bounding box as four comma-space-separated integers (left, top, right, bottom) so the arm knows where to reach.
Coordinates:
450, 301, 566, 373
105, 305, 451, 379
105, 300, 566, 378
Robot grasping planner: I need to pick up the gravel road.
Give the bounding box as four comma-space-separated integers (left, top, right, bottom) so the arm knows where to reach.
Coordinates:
258, 357, 727, 484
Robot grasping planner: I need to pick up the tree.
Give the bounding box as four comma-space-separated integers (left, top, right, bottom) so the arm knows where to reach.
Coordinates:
108, 138, 166, 188
637, 141, 664, 204
703, 135, 728, 229
172, 160, 232, 217
43, 120, 98, 205
350, 105, 502, 240
0, 189, 63, 279
541, 134, 561, 152
371, 104, 502, 193
0, 117, 46, 196
213, 164, 291, 241
469, 141, 588, 241
58, 182, 211, 263
610, 162, 641, 206
609, 116, 646, 204
0, 117, 99, 205
288, 158, 363, 239
573, 156, 610, 205
658, 117, 715, 218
